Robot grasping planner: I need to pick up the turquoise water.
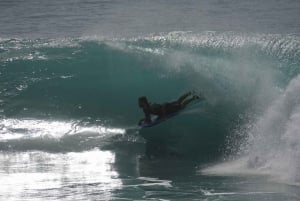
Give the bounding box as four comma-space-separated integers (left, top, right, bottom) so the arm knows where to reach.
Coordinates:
1, 0, 300, 200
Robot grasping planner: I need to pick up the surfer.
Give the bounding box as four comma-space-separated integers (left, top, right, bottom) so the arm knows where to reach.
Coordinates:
138, 91, 202, 125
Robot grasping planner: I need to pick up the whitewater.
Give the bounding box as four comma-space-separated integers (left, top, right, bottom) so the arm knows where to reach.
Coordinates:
1, 0, 300, 200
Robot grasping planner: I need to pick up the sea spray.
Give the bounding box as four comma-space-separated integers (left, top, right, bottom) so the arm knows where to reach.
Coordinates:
246, 74, 300, 183
203, 74, 300, 184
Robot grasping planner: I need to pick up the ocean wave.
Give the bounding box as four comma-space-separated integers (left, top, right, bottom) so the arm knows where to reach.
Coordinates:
0, 32, 299, 164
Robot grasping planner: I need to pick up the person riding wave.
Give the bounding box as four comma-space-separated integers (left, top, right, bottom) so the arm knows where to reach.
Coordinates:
138, 91, 203, 125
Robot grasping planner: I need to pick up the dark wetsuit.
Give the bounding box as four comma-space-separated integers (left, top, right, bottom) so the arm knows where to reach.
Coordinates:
164, 101, 182, 114
143, 102, 183, 122
139, 92, 201, 126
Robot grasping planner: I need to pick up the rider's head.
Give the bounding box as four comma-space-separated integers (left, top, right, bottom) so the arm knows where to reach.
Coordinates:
138, 96, 148, 108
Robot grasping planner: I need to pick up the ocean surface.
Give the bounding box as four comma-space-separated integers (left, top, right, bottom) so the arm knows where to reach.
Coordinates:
1, 0, 300, 200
